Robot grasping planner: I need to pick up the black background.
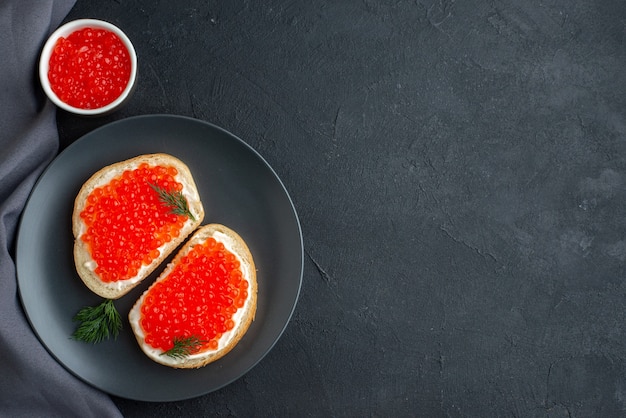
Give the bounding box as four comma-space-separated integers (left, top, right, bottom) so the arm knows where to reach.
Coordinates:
58, 1, 626, 416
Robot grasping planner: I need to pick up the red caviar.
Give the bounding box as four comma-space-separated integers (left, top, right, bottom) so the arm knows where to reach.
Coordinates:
48, 27, 131, 109
139, 238, 249, 353
80, 163, 187, 283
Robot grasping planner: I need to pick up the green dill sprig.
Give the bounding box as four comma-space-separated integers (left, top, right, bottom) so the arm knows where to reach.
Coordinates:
72, 299, 122, 343
149, 183, 196, 221
161, 336, 207, 359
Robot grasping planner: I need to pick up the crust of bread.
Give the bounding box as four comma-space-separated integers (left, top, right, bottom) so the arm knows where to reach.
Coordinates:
72, 153, 205, 299
129, 224, 257, 369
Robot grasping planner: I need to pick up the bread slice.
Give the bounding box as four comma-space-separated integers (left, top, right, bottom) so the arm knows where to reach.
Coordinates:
129, 224, 257, 368
72, 153, 204, 299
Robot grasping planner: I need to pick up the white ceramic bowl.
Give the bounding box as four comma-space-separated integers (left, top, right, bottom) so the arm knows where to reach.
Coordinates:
39, 19, 137, 116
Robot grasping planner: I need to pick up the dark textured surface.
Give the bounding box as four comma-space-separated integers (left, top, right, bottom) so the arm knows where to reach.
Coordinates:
57, 0, 626, 416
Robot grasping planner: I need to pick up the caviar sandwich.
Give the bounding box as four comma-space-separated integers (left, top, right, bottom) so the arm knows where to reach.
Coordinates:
73, 153, 205, 299
129, 224, 257, 368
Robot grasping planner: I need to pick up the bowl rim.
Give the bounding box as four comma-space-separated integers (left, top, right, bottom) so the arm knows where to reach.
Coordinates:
39, 18, 138, 116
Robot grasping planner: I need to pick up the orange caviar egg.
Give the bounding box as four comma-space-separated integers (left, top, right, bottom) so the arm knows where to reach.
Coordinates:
79, 163, 187, 282
139, 238, 249, 353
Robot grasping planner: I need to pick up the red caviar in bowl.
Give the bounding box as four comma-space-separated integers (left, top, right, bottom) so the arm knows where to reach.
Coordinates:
79, 163, 187, 283
48, 27, 131, 109
138, 238, 249, 353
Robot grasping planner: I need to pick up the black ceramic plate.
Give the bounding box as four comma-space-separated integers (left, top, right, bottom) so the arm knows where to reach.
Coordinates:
16, 115, 303, 401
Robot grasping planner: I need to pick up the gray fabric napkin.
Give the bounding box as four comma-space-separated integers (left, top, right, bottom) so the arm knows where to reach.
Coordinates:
0, 1, 122, 416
